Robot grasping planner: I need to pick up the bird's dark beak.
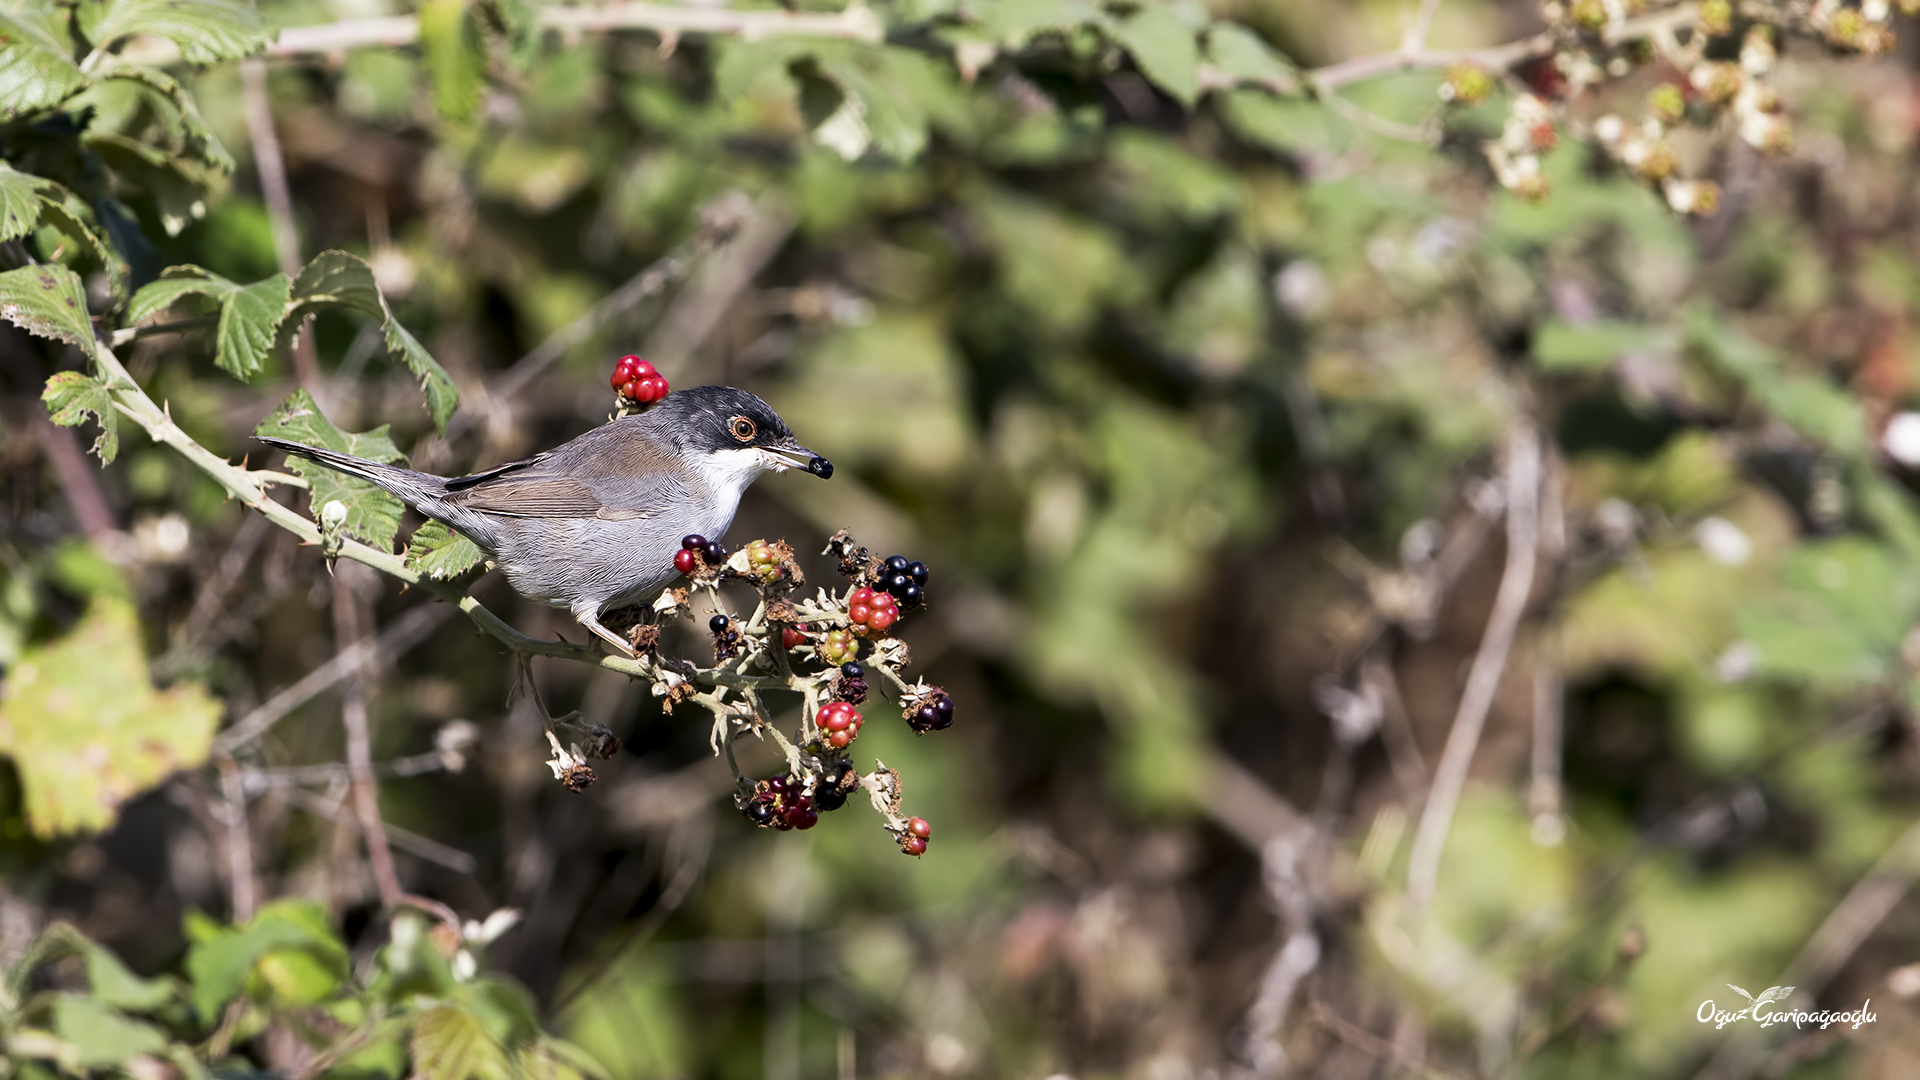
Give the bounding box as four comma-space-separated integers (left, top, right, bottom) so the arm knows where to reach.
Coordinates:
768, 440, 832, 479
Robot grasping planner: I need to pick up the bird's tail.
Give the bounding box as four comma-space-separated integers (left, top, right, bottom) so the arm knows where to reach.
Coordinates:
255, 437, 450, 511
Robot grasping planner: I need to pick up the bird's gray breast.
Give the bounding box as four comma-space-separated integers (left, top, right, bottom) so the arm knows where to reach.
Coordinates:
490, 501, 738, 611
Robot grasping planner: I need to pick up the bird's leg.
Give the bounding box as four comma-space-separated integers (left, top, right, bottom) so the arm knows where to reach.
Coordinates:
572, 600, 636, 657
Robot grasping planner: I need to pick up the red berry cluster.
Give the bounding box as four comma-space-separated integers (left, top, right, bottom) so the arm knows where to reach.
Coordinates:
673, 532, 727, 575
780, 625, 808, 649
848, 586, 900, 633
900, 816, 931, 857
818, 700, 864, 749
745, 774, 817, 831
611, 354, 669, 404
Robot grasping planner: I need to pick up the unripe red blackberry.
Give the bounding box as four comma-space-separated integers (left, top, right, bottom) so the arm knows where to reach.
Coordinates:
674, 549, 698, 574
781, 625, 808, 649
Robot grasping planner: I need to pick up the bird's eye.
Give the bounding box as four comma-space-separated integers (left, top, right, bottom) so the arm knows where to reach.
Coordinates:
729, 416, 757, 442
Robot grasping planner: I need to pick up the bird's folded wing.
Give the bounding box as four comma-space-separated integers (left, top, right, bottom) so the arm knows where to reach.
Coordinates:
448, 465, 688, 519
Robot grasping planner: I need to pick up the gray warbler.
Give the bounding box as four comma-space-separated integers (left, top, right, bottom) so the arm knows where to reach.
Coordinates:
257, 384, 832, 655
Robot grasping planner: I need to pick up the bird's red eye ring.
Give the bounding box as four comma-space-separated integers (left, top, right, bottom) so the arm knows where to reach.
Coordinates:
730, 416, 756, 442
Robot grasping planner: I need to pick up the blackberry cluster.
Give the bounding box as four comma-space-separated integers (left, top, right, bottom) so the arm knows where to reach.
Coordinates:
745, 774, 817, 831
673, 533, 728, 575
908, 690, 955, 733
812, 759, 858, 812
709, 612, 741, 661
835, 661, 868, 705
878, 554, 929, 610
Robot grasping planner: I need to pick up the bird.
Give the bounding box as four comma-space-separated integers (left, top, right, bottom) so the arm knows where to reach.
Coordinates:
258, 385, 832, 656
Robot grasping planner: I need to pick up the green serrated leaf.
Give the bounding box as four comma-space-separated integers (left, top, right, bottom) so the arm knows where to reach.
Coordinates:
406, 519, 485, 580
98, 64, 235, 173
969, 0, 1098, 47
86, 0, 268, 63
286, 250, 459, 433
50, 994, 168, 1067
1204, 23, 1294, 89
1108, 5, 1200, 107
0, 264, 95, 357
86, 943, 177, 1013
35, 195, 128, 301
413, 1005, 514, 1080
128, 267, 289, 379
421, 0, 483, 123
0, 163, 51, 242
0, 595, 219, 835
254, 388, 407, 550
0, 6, 87, 121
42, 372, 119, 463
184, 900, 347, 1022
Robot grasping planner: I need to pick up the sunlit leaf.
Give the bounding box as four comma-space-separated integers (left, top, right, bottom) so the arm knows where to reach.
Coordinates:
0, 5, 86, 121
0, 595, 220, 836
1533, 318, 1666, 372
1204, 23, 1294, 89
0, 263, 94, 357
85, 0, 268, 63
50, 995, 167, 1067
421, 0, 483, 122
413, 1005, 513, 1080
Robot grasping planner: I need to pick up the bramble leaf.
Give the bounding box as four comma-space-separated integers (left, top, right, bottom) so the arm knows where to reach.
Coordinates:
0, 6, 87, 121
406, 519, 485, 580
286, 251, 460, 434
0, 594, 220, 836
85, 0, 269, 64
0, 163, 51, 241
0, 263, 95, 358
129, 266, 291, 380
1204, 23, 1294, 89
1108, 5, 1200, 107
413, 1005, 514, 1080
42, 372, 119, 463
50, 995, 168, 1067
255, 389, 408, 550
98, 64, 236, 173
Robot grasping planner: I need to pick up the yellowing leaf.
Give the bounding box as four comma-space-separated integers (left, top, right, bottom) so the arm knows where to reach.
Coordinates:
0, 596, 219, 836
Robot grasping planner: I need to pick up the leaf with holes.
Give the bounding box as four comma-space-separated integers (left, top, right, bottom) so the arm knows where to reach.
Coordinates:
0, 5, 87, 121
0, 595, 220, 836
83, 0, 268, 64
255, 389, 408, 550
286, 251, 459, 434
129, 267, 290, 380
0, 163, 52, 242
42, 372, 120, 463
0, 263, 95, 358
406, 519, 485, 580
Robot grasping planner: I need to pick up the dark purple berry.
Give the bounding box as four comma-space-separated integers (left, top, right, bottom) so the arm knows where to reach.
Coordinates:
907, 561, 928, 585
885, 573, 913, 597
911, 704, 938, 733
883, 555, 909, 574
704, 541, 726, 564
710, 614, 730, 634
792, 807, 819, 830
682, 534, 707, 551
933, 695, 954, 721
746, 800, 775, 825
840, 661, 864, 679
899, 584, 923, 609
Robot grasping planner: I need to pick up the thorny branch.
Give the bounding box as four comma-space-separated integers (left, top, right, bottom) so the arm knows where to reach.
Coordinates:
1406, 422, 1542, 916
